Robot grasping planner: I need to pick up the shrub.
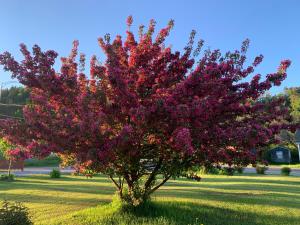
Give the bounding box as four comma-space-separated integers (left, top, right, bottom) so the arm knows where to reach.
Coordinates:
225, 167, 235, 176
0, 200, 32, 225
0, 174, 15, 182
235, 167, 244, 174
0, 151, 4, 160
185, 173, 202, 182
50, 169, 61, 178
199, 166, 220, 175
281, 167, 291, 176
219, 167, 235, 176
256, 165, 268, 174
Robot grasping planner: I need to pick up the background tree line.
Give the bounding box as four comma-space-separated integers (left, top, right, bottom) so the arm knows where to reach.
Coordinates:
0, 86, 29, 119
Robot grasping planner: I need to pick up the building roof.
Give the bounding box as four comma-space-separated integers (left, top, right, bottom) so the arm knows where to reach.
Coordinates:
270, 146, 290, 151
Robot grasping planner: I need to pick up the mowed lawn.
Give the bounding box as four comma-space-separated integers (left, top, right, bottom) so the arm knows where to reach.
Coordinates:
0, 174, 300, 225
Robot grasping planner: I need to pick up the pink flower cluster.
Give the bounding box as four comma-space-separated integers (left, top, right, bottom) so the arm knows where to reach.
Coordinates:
171, 128, 194, 155
8, 148, 31, 161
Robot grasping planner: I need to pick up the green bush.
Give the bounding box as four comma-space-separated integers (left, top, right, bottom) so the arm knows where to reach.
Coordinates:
0, 174, 15, 182
184, 172, 202, 181
218, 167, 235, 176
0, 200, 32, 225
50, 169, 61, 178
281, 167, 291, 176
256, 165, 268, 174
235, 167, 244, 174
0, 151, 5, 160
199, 166, 220, 175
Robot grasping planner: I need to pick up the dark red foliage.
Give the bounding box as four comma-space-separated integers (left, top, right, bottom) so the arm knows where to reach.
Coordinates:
0, 17, 293, 204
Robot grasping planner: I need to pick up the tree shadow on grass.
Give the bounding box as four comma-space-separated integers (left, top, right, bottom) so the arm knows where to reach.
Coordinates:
167, 202, 296, 225
202, 176, 300, 186
14, 179, 49, 184
0, 180, 116, 198
87, 201, 299, 225
0, 192, 112, 206
165, 177, 300, 195
0, 175, 115, 193
19, 174, 112, 182
155, 188, 300, 210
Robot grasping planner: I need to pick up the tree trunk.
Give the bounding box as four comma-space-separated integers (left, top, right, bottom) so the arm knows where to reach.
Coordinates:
114, 174, 171, 207
7, 158, 12, 176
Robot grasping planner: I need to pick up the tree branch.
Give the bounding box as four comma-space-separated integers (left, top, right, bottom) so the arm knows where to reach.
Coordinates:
144, 158, 163, 191
109, 175, 120, 190
120, 177, 124, 197
148, 174, 172, 195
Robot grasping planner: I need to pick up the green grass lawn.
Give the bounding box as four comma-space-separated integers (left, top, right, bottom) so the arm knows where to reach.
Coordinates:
0, 174, 300, 225
280, 164, 300, 168
24, 155, 61, 167
268, 163, 300, 169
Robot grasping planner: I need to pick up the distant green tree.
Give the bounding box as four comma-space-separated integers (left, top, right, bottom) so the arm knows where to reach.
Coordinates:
0, 86, 29, 118
0, 138, 14, 175
0, 86, 29, 104
285, 87, 300, 122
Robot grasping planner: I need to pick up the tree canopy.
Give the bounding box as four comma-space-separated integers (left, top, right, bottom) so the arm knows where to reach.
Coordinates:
0, 17, 294, 205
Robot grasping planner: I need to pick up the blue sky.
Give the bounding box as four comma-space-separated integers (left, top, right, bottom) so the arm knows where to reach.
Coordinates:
0, 0, 299, 94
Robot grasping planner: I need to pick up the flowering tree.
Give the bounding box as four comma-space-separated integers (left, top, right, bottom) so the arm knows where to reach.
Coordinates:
0, 138, 29, 176
0, 17, 293, 205
0, 138, 13, 175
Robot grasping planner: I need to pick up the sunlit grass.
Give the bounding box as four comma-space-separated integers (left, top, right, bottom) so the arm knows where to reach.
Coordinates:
0, 174, 300, 225
269, 163, 300, 168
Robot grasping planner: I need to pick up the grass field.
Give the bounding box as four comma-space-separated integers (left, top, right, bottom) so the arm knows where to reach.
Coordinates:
24, 155, 61, 167
269, 163, 300, 168
279, 164, 300, 168
0, 174, 300, 225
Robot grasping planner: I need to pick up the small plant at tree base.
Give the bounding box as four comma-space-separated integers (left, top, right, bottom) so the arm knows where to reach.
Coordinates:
0, 16, 295, 206
281, 167, 291, 176
50, 169, 61, 178
0, 174, 15, 182
256, 165, 268, 174
0, 200, 32, 225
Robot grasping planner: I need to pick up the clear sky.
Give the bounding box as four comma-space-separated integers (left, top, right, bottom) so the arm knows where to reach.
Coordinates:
0, 0, 299, 94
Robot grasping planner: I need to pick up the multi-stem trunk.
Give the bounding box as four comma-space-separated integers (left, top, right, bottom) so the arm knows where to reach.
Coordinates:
109, 172, 171, 207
